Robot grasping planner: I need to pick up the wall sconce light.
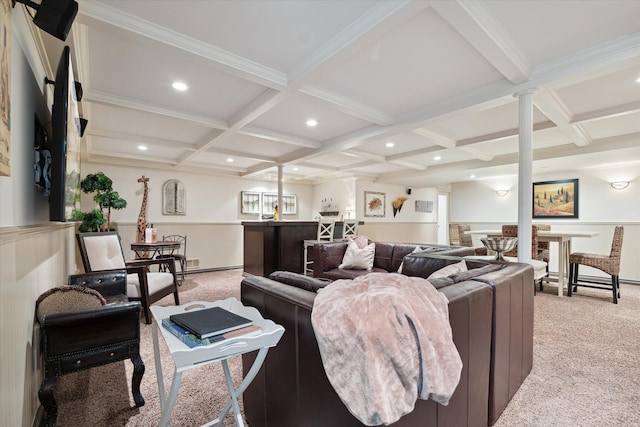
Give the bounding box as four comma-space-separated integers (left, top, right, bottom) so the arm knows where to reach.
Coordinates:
496, 190, 509, 197
610, 181, 629, 190
12, 0, 79, 41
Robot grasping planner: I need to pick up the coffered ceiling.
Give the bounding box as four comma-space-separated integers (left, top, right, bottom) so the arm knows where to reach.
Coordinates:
37, 0, 640, 187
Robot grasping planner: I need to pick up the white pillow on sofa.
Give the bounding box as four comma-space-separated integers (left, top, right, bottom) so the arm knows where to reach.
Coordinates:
339, 241, 375, 270
427, 260, 468, 280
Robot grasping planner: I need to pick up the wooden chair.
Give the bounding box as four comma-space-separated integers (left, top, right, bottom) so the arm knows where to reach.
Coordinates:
535, 224, 551, 291
451, 224, 488, 255
568, 226, 624, 303
501, 225, 547, 292
303, 220, 335, 275
37, 269, 145, 426
156, 234, 187, 285
77, 231, 180, 323
340, 219, 358, 241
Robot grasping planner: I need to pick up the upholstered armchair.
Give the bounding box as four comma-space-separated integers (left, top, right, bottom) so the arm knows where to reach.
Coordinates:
76, 231, 180, 323
36, 269, 144, 427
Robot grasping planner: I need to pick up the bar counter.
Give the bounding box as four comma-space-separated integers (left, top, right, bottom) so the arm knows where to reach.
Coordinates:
242, 220, 361, 277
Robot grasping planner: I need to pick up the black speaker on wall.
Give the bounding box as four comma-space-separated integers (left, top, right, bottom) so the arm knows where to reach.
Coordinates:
406, 188, 412, 195
13, 0, 79, 41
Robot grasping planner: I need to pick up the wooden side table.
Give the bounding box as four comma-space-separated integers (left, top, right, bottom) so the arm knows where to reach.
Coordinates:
150, 298, 284, 427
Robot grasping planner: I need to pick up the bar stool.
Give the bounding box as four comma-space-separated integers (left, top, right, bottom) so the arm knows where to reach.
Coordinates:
303, 220, 335, 275
339, 219, 358, 241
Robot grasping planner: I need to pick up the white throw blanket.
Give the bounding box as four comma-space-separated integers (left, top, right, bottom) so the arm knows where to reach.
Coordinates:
311, 273, 462, 426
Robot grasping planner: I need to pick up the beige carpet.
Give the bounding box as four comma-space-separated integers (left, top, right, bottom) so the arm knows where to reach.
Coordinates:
54, 270, 640, 426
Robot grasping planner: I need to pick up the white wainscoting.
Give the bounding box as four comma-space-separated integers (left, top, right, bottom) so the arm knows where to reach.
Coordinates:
0, 223, 76, 427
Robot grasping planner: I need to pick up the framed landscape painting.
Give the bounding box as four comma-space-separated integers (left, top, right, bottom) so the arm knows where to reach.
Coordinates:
533, 179, 578, 218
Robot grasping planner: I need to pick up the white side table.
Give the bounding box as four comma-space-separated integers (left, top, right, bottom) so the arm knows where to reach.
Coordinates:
151, 298, 285, 427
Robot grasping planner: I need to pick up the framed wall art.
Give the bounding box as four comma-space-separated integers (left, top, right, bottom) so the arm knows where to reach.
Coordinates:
364, 191, 385, 217
533, 179, 578, 218
240, 191, 260, 214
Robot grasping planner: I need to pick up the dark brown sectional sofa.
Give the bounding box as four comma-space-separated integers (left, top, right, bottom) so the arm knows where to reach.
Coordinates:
241, 252, 534, 427
312, 240, 475, 280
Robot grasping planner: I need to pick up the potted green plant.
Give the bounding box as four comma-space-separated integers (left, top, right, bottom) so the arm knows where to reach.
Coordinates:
72, 172, 127, 232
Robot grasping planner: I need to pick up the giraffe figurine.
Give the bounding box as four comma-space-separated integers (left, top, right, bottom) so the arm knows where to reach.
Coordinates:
136, 176, 149, 244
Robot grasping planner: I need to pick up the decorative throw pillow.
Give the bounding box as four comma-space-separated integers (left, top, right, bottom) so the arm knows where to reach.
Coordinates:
427, 260, 468, 280
398, 246, 430, 273
36, 285, 106, 323
339, 241, 375, 270
346, 235, 370, 249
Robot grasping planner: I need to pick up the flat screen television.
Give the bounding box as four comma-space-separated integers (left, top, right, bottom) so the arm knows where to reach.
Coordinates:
49, 45, 81, 221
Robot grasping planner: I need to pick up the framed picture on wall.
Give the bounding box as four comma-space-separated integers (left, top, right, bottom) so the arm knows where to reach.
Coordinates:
240, 191, 260, 214
364, 191, 385, 217
532, 179, 578, 218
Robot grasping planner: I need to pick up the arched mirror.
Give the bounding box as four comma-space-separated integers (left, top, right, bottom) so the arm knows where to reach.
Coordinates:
162, 179, 186, 215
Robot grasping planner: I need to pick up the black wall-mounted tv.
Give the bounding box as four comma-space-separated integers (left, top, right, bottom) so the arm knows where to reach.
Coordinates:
49, 45, 81, 222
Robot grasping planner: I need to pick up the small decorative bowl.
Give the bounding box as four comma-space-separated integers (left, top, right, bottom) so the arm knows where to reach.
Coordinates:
480, 237, 518, 261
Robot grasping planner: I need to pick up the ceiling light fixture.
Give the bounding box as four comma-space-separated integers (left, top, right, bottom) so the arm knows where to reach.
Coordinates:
496, 190, 509, 197
385, 142, 395, 148
636, 76, 640, 83
137, 145, 148, 151
470, 174, 476, 179
226, 158, 234, 163
172, 81, 188, 91
433, 155, 441, 161
610, 181, 629, 190
306, 119, 317, 127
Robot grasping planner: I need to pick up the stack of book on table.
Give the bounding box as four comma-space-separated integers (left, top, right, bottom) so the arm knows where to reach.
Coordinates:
162, 306, 261, 348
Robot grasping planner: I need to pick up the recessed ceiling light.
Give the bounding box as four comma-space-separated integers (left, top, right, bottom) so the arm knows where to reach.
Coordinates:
636, 76, 640, 83
433, 155, 442, 161
293, 167, 299, 171
226, 158, 234, 163
306, 119, 318, 127
470, 174, 476, 179
172, 81, 188, 91
385, 142, 394, 148
137, 145, 147, 151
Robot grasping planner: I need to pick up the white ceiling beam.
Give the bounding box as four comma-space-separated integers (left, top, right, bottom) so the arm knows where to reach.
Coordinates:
457, 120, 556, 145
571, 100, 640, 124
300, 86, 396, 126
89, 129, 195, 150
287, 0, 430, 86
411, 129, 457, 148
457, 146, 494, 162
202, 148, 277, 164
388, 160, 427, 170
533, 91, 590, 146
85, 90, 229, 129
431, 0, 530, 84
386, 145, 442, 161
78, 0, 288, 90
342, 149, 386, 162
239, 125, 322, 149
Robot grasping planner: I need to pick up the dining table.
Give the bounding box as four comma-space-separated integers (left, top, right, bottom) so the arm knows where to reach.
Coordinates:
466, 229, 599, 296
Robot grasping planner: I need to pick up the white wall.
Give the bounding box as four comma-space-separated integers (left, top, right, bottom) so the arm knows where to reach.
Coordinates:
79, 163, 314, 224
450, 170, 640, 281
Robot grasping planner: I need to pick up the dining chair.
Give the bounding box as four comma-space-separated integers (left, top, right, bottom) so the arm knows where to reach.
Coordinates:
156, 234, 187, 285
535, 224, 551, 291
501, 225, 547, 292
568, 225, 624, 304
303, 220, 335, 275
36, 269, 145, 426
451, 224, 488, 255
76, 231, 180, 323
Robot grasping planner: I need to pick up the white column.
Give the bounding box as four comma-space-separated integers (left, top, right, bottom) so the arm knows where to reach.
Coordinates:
517, 90, 534, 263
277, 165, 283, 221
